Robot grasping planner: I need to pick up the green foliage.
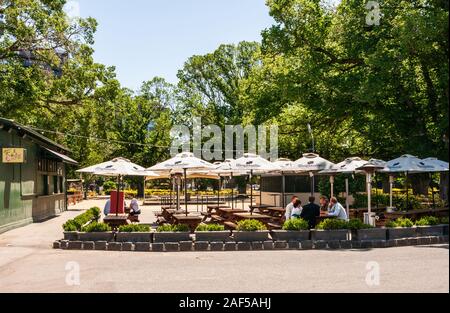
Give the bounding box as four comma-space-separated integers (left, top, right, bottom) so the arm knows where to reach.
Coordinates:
353, 193, 423, 211
82, 222, 111, 232
236, 220, 267, 231
316, 219, 348, 230
102, 181, 117, 194
62, 207, 101, 231
282, 218, 309, 231
440, 217, 449, 224
415, 216, 440, 226
156, 224, 190, 232
346, 219, 373, 231
195, 223, 225, 232
118, 224, 150, 232
386, 218, 414, 228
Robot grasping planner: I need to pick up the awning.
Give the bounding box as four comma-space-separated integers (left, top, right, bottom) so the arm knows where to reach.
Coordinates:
45, 148, 78, 165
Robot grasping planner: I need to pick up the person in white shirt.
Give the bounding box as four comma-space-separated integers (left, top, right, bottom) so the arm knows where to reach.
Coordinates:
129, 198, 141, 216
284, 196, 299, 221
327, 197, 348, 220
290, 199, 303, 219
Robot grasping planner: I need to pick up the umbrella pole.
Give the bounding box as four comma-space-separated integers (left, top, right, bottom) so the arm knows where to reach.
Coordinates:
345, 177, 349, 219
430, 173, 435, 210
282, 173, 286, 208
184, 168, 188, 216
231, 173, 234, 210
389, 175, 393, 208
406, 172, 409, 211
116, 175, 120, 217
330, 175, 334, 199
217, 176, 221, 208
367, 173, 372, 215
250, 170, 253, 214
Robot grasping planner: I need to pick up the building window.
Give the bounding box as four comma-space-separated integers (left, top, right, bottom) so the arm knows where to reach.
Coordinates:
43, 175, 49, 195
59, 176, 64, 194
53, 176, 58, 194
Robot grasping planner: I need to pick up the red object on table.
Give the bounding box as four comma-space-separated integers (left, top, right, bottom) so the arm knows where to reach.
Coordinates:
110, 190, 125, 214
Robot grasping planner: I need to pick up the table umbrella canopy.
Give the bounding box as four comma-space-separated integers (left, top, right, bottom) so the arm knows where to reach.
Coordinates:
232, 153, 281, 173
293, 153, 335, 173
147, 152, 215, 172
213, 159, 249, 176
422, 158, 449, 172
380, 154, 436, 173
76, 157, 159, 177
320, 157, 368, 174
145, 170, 220, 180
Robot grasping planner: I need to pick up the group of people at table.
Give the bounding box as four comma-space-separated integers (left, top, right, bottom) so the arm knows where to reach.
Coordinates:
284, 195, 348, 229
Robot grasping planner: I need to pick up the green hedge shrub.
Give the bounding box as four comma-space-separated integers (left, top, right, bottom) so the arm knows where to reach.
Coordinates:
415, 216, 440, 226
282, 218, 309, 231
236, 220, 267, 231
62, 207, 101, 231
156, 224, 190, 232
316, 219, 348, 230
347, 219, 373, 231
440, 216, 449, 224
82, 222, 111, 232
386, 217, 414, 228
195, 223, 225, 232
118, 224, 150, 232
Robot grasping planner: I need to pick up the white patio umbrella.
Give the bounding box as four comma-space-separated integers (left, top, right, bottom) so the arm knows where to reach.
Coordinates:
212, 159, 248, 210
356, 159, 387, 221
147, 152, 215, 215
77, 157, 159, 216
232, 153, 281, 211
293, 153, 335, 196
380, 154, 436, 211
321, 157, 368, 218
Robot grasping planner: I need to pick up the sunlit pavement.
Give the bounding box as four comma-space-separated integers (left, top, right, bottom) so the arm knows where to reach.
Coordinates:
0, 200, 448, 293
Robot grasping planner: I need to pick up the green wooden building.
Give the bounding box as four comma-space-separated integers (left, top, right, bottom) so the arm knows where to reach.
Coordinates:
0, 118, 78, 234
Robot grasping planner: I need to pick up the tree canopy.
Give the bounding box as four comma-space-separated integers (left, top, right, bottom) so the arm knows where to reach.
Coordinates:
0, 0, 448, 173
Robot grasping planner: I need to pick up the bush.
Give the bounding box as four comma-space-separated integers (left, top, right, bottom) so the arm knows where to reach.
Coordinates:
440, 216, 449, 224
82, 222, 111, 232
156, 224, 190, 232
347, 218, 373, 231
282, 218, 309, 231
195, 223, 225, 232
118, 224, 150, 232
103, 180, 117, 195
316, 219, 348, 230
415, 216, 440, 226
386, 217, 414, 228
236, 220, 267, 231
62, 207, 101, 231
63, 220, 78, 232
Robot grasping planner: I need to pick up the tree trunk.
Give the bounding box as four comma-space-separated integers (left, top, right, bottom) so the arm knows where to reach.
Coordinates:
410, 173, 430, 196
440, 172, 449, 203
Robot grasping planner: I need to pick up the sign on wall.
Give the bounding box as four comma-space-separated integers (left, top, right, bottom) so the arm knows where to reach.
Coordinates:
2, 148, 26, 163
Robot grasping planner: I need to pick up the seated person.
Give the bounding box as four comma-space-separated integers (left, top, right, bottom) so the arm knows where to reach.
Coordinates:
327, 197, 348, 220
129, 198, 141, 216
103, 199, 110, 216
319, 196, 330, 212
290, 199, 303, 219
284, 196, 299, 221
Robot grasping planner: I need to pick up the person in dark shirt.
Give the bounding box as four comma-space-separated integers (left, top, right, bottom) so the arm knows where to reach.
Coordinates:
300, 196, 321, 229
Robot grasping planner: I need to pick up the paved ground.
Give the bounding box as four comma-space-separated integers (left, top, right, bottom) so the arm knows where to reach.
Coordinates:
0, 200, 448, 293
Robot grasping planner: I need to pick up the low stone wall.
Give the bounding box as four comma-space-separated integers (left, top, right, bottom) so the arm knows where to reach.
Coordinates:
54, 235, 448, 252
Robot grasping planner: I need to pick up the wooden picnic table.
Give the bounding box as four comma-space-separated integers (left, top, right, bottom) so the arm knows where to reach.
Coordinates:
249, 204, 274, 214
384, 207, 449, 220
172, 214, 203, 232
232, 212, 273, 223
216, 208, 247, 219
103, 214, 129, 228
206, 205, 231, 213
264, 207, 285, 218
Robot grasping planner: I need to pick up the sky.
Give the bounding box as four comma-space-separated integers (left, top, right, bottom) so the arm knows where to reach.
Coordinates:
68, 0, 275, 91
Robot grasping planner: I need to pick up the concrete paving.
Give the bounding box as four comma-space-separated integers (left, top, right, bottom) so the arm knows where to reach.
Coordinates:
0, 200, 448, 293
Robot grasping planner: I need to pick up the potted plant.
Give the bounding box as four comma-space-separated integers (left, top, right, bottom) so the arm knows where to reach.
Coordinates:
271, 218, 310, 241
311, 219, 349, 241
153, 224, 191, 243
415, 216, 445, 237
62, 220, 79, 241
116, 224, 153, 242
439, 217, 449, 235
78, 222, 114, 241
232, 220, 269, 242
348, 219, 386, 241
194, 224, 231, 242
386, 217, 417, 239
